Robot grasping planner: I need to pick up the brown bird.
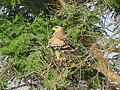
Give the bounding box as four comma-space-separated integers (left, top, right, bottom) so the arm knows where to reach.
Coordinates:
47, 26, 77, 60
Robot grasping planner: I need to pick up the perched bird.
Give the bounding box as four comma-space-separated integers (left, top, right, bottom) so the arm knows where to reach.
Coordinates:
47, 26, 77, 60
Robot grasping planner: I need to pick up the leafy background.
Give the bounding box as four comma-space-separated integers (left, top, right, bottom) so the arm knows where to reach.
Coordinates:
0, 0, 120, 89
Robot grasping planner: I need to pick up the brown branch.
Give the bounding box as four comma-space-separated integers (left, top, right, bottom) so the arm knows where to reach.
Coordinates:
94, 44, 120, 53
94, 61, 120, 86
83, 43, 120, 53
89, 46, 120, 87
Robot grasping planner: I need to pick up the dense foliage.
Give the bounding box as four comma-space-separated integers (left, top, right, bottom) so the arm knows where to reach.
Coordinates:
0, 0, 120, 89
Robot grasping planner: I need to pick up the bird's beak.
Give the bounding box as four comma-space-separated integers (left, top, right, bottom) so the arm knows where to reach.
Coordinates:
47, 45, 49, 48
52, 27, 55, 30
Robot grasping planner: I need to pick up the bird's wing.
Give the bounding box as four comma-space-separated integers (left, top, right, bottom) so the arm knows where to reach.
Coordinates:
48, 37, 65, 48
57, 36, 80, 56
57, 36, 75, 51
48, 32, 75, 51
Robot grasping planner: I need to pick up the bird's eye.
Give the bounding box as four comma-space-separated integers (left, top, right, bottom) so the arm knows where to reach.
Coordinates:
55, 26, 59, 29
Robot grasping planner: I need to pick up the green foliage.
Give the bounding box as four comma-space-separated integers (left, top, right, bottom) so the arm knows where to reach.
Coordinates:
0, 0, 21, 8
106, 0, 120, 12
1, 34, 35, 55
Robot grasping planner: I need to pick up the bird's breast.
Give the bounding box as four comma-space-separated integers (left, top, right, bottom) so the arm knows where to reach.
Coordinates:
48, 38, 65, 47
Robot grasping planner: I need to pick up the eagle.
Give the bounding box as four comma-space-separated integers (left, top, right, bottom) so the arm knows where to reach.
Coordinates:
47, 26, 77, 60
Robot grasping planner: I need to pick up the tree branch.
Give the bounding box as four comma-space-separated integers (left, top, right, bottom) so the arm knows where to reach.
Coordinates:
89, 46, 120, 87
94, 44, 120, 53
94, 61, 120, 86
83, 43, 120, 53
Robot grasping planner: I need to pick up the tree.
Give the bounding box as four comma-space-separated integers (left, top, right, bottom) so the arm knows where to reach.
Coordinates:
0, 0, 120, 89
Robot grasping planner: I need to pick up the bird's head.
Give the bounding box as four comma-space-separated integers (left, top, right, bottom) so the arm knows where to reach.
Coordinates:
52, 26, 63, 32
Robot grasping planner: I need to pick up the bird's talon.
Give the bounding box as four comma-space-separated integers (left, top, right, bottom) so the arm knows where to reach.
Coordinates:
55, 59, 61, 61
